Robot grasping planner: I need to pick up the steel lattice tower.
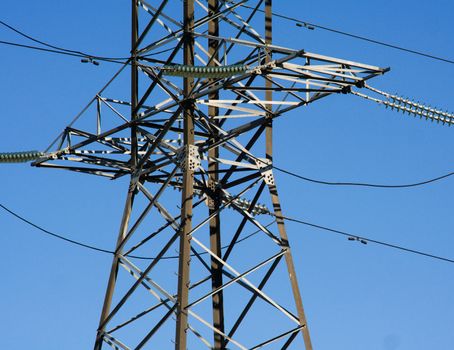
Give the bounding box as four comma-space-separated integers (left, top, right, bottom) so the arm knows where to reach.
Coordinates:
33, 1, 387, 349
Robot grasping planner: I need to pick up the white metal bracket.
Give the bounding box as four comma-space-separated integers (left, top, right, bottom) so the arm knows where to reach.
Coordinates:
180, 144, 201, 171
256, 158, 275, 186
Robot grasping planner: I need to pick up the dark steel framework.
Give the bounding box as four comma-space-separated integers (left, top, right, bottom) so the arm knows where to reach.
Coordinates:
33, 1, 387, 349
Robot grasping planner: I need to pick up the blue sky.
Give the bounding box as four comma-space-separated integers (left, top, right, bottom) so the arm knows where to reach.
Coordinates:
0, 1, 453, 349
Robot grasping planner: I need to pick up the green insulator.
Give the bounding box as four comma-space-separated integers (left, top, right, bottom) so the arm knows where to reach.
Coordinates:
0, 150, 43, 163
161, 64, 249, 78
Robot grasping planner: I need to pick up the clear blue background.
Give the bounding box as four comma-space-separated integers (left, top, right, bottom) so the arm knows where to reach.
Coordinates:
0, 1, 453, 349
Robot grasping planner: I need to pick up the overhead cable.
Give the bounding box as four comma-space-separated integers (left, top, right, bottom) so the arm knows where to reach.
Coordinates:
241, 4, 454, 65
2, 202, 453, 264
273, 165, 454, 189
0, 203, 272, 260
279, 215, 454, 264
0, 19, 129, 60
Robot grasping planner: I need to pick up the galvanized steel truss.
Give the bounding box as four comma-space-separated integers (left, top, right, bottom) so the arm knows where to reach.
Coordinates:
33, 1, 387, 349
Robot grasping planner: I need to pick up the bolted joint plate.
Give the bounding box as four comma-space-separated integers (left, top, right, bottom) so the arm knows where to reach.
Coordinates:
179, 144, 201, 171
256, 158, 275, 186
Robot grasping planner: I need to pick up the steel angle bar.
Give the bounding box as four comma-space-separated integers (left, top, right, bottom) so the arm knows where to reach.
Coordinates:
195, 102, 267, 119
121, 265, 213, 349
191, 236, 299, 324
260, 76, 307, 104
249, 326, 305, 350
267, 70, 351, 87
281, 63, 353, 85
212, 113, 261, 119
100, 97, 133, 123
140, 67, 182, 102
137, 7, 183, 53
228, 86, 337, 94
119, 257, 173, 305
218, 128, 267, 185
225, 254, 282, 345
139, 67, 184, 97
115, 167, 179, 254
99, 97, 154, 111
135, 304, 176, 350
134, 110, 182, 170
222, 181, 267, 262
186, 177, 263, 238
199, 99, 299, 105
200, 118, 265, 159
281, 331, 299, 350
304, 51, 386, 72
34, 163, 122, 178
223, 172, 262, 189
289, 64, 365, 80
61, 155, 131, 172
197, 0, 264, 45
98, 230, 180, 330
218, 186, 282, 245
134, 0, 170, 51
135, 41, 184, 114
198, 117, 269, 155
139, 1, 246, 55
223, 1, 265, 41
187, 310, 248, 350
43, 59, 131, 153
138, 0, 182, 28
194, 33, 296, 55
107, 298, 170, 334
103, 333, 131, 350
122, 199, 207, 258
206, 156, 259, 170
268, 73, 347, 90
187, 250, 286, 309
137, 183, 180, 231
63, 127, 131, 153
118, 258, 212, 349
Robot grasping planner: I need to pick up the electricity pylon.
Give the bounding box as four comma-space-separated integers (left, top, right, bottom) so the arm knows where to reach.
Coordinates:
33, 1, 387, 349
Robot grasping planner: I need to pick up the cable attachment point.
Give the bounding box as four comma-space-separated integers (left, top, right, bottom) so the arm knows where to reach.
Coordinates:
348, 236, 368, 245
81, 57, 100, 66
256, 158, 275, 186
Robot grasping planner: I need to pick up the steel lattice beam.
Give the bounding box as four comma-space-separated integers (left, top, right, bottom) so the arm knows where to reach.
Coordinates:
33, 1, 387, 349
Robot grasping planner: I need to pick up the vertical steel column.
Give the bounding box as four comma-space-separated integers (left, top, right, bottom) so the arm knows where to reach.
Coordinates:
131, 0, 139, 167
93, 3, 139, 349
175, 1, 195, 349
208, 1, 225, 349
264, 1, 313, 349
265, 0, 273, 160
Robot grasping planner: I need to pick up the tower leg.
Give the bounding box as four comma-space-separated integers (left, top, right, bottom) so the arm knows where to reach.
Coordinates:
265, 1, 312, 348
175, 1, 195, 349
94, 187, 136, 350
208, 1, 226, 349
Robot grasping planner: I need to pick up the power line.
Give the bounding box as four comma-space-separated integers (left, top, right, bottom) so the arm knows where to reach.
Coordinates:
273, 165, 454, 189
0, 20, 130, 60
280, 215, 454, 264
0, 39, 128, 65
0, 21, 173, 64
2, 202, 453, 265
0, 39, 177, 63
241, 4, 454, 65
0, 202, 272, 260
